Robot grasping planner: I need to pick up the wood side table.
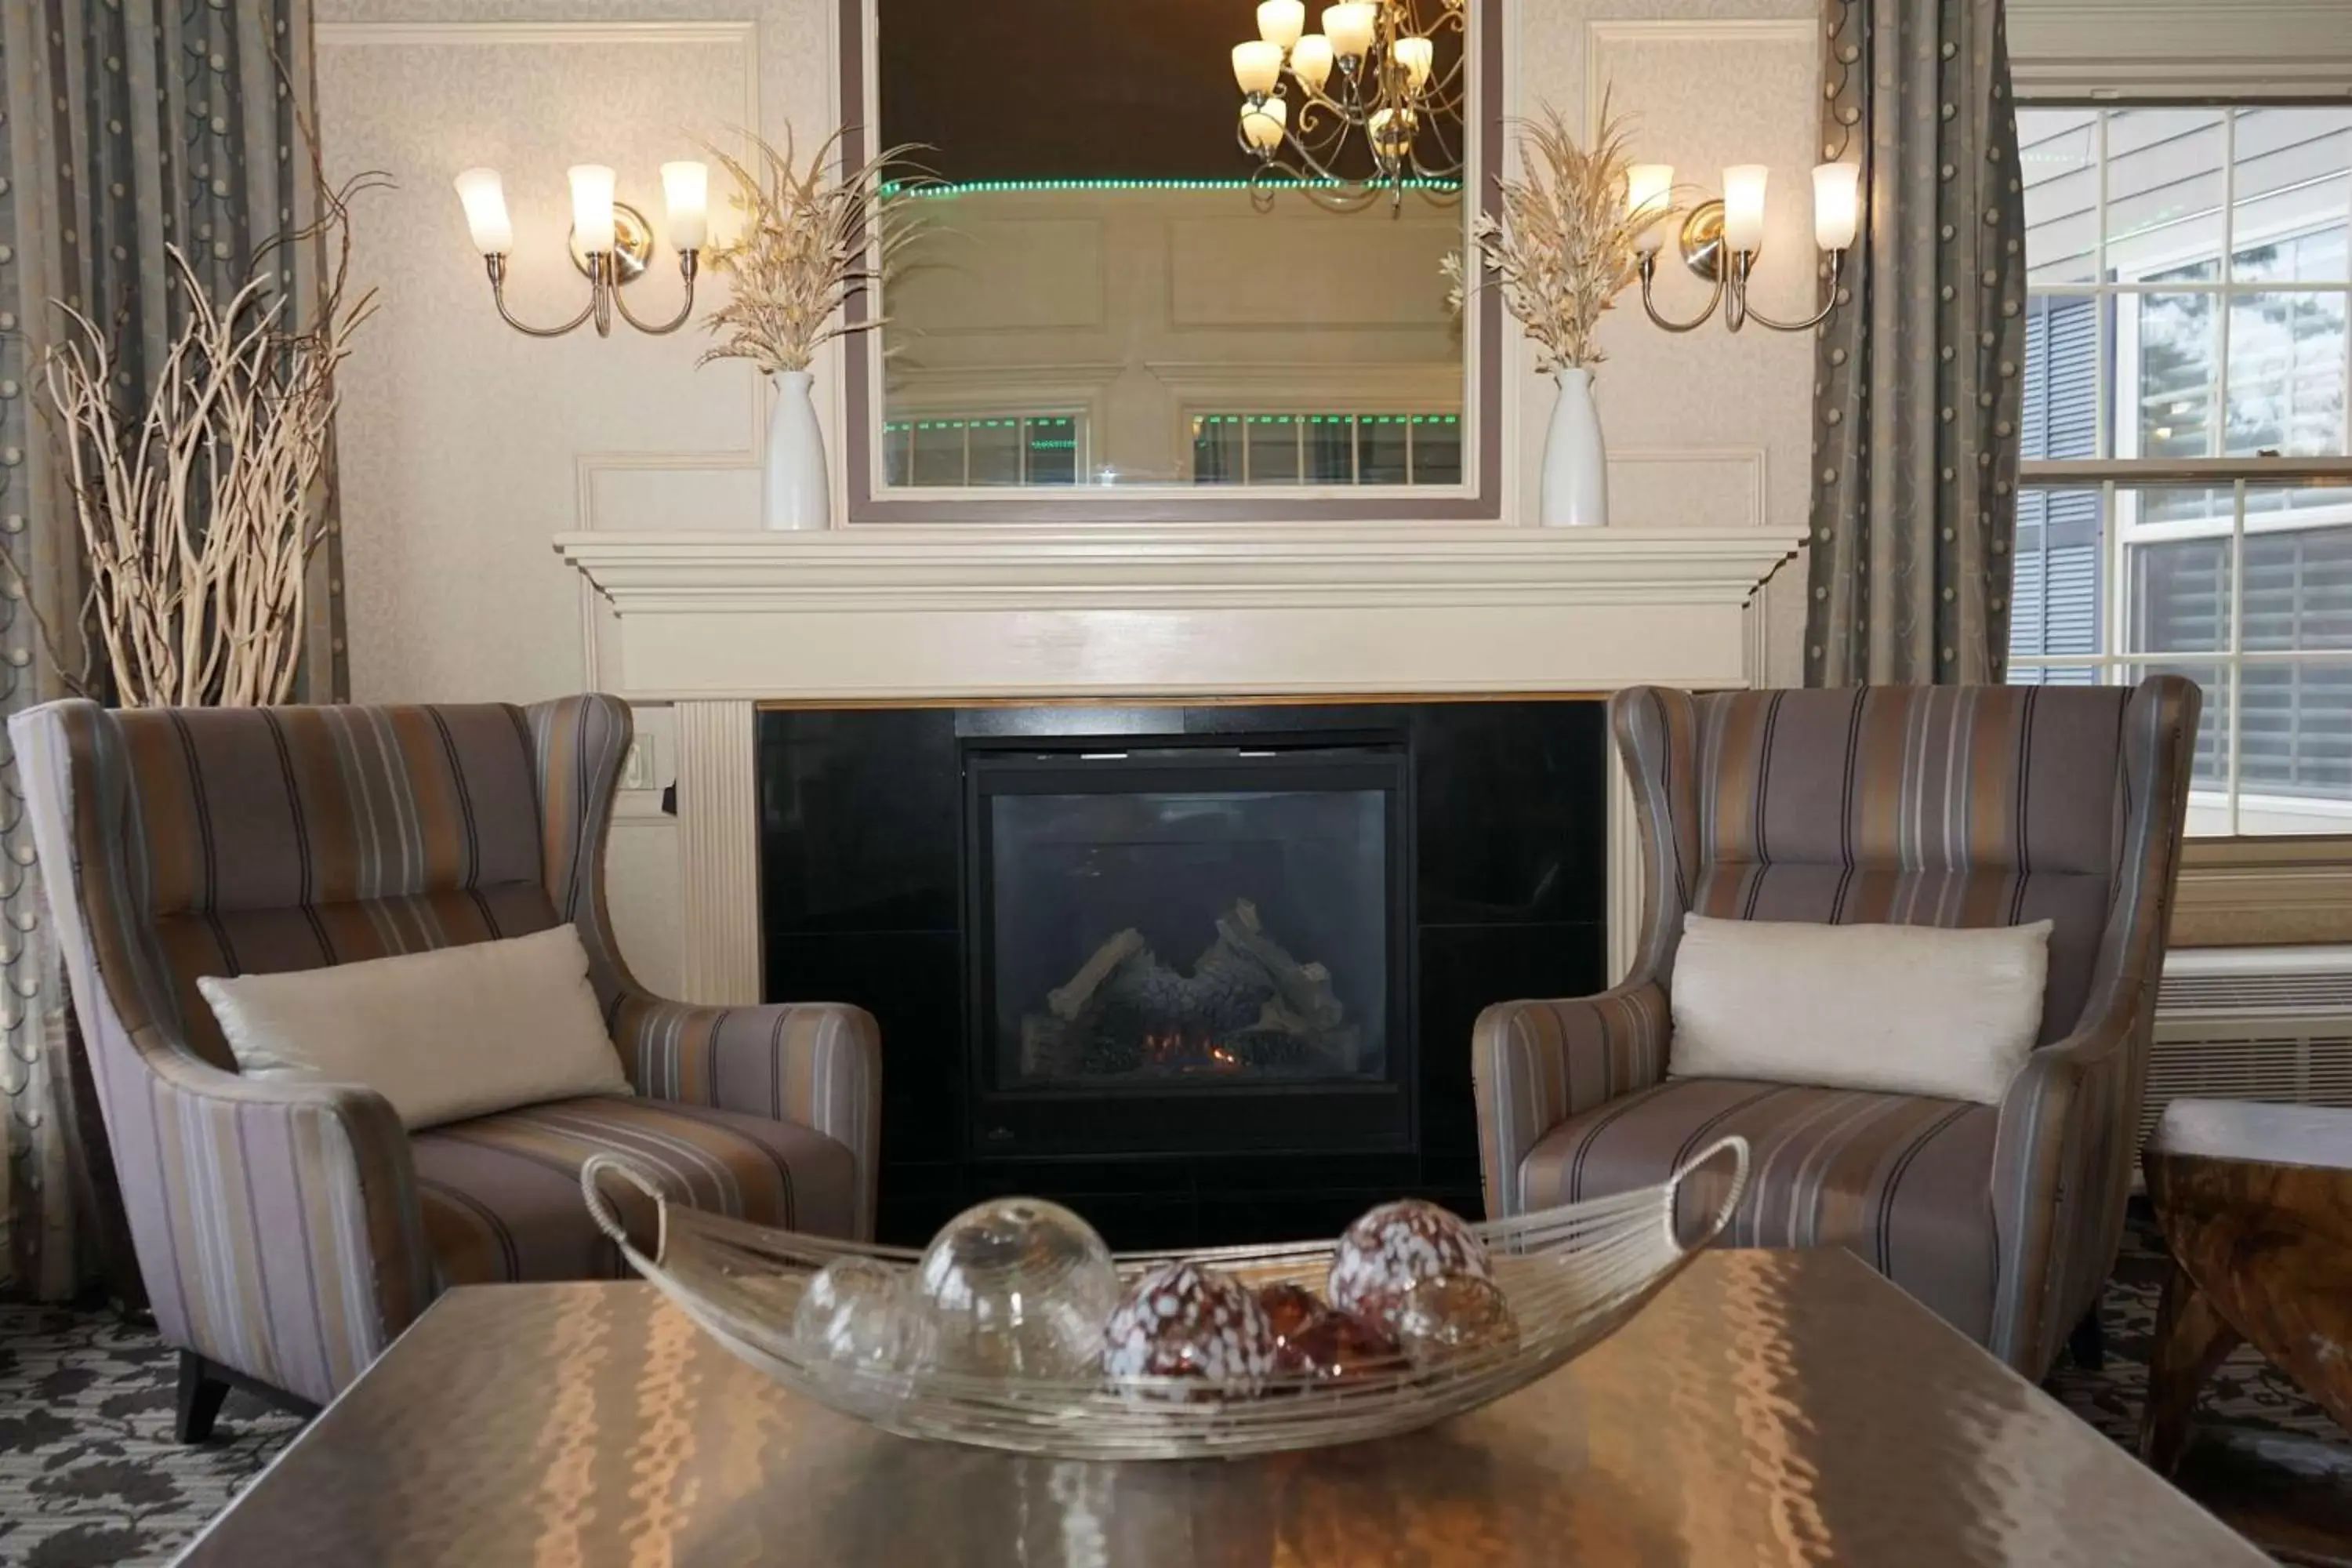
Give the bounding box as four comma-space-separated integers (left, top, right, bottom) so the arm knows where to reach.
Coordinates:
175, 1250, 2263, 1566
2140, 1097, 2352, 1475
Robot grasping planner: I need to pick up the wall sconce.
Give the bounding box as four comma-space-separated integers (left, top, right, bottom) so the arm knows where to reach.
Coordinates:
1627, 161, 1859, 334
453, 161, 710, 339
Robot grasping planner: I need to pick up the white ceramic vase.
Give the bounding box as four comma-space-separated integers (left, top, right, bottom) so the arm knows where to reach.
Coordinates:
1539, 365, 1609, 528
763, 369, 831, 532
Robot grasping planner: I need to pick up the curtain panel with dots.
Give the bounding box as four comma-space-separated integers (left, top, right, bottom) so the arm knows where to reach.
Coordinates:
1803, 0, 2026, 687
0, 0, 343, 1300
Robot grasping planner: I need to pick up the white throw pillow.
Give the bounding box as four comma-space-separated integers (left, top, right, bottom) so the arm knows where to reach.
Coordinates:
198, 924, 631, 1130
1668, 914, 2053, 1105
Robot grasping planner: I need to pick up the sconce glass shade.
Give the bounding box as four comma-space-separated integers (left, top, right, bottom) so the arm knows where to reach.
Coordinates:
1241, 95, 1288, 152
662, 161, 710, 252
1232, 41, 1284, 96
453, 166, 514, 255
1257, 0, 1305, 50
1625, 162, 1673, 253
1721, 164, 1769, 254
568, 164, 619, 253
1392, 36, 1434, 91
1290, 33, 1334, 92
1812, 160, 1860, 250
1322, 2, 1376, 62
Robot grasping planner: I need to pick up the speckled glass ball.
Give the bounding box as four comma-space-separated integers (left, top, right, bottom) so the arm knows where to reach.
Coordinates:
1102, 1261, 1279, 1397
789, 1256, 907, 1367
1393, 1272, 1519, 1366
1327, 1199, 1494, 1332
1255, 1280, 1403, 1385
902, 1197, 1120, 1381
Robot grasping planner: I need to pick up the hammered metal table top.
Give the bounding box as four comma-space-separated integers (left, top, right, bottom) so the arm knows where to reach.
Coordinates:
175, 1250, 2262, 1566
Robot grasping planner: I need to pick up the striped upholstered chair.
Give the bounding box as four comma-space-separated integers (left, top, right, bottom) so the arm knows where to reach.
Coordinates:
12, 695, 879, 1434
1474, 680, 2198, 1378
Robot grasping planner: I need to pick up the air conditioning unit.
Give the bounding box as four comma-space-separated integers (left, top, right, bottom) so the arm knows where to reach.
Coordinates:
2141, 945, 2352, 1148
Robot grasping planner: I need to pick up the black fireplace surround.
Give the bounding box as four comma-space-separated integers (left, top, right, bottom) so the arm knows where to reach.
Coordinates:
758, 702, 1607, 1249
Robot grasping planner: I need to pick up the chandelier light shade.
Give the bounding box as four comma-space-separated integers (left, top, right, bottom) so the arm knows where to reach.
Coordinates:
1258, 0, 1306, 50
453, 158, 710, 339
1229, 0, 1466, 211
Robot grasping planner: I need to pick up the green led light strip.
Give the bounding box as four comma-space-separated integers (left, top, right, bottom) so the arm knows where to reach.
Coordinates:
881, 176, 1462, 200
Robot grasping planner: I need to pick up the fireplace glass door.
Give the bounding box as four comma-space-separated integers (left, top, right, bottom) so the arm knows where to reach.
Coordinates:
967, 744, 1410, 1158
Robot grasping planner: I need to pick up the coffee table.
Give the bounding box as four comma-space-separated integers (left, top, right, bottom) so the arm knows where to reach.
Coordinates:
176, 1250, 2260, 1566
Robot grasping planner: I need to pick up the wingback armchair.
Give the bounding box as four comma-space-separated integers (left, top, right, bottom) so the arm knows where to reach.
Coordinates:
13, 694, 880, 1428
1474, 680, 2198, 1377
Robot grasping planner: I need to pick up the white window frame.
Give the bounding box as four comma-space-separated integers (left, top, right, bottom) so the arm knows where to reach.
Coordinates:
2015, 103, 2352, 850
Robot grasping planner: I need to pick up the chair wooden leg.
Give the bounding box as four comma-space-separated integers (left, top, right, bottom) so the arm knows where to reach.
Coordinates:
2067, 1308, 2107, 1372
175, 1350, 231, 1444
2139, 1259, 2241, 1477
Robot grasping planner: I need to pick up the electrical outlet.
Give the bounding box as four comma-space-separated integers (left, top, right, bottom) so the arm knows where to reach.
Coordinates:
619, 738, 656, 792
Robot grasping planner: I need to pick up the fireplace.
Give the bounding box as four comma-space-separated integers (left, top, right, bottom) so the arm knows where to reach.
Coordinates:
967, 745, 1410, 1159
757, 699, 1610, 1247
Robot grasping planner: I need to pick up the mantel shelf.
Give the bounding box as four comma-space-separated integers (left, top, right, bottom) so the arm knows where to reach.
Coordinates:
554, 525, 1805, 616
554, 524, 1802, 706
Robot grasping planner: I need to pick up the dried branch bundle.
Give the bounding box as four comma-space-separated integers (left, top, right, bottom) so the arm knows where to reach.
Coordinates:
1444, 100, 1646, 372
34, 146, 381, 707
699, 127, 925, 376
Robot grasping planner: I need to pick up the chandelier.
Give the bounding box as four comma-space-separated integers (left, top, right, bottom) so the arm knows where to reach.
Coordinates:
1229, 0, 1466, 213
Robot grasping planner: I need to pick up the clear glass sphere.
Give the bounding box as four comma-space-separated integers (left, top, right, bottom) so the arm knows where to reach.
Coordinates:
791, 1255, 909, 1367
900, 1197, 1120, 1381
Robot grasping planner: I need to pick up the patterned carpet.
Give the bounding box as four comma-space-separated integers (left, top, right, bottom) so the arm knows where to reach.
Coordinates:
0, 1225, 2342, 1567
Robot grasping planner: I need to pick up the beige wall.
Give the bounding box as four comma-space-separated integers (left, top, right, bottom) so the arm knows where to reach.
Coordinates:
314, 0, 1824, 990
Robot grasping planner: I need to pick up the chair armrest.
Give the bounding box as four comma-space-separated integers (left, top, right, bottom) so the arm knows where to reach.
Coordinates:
139, 1051, 433, 1406
612, 995, 884, 1240
1987, 1006, 2140, 1377
1472, 982, 1670, 1219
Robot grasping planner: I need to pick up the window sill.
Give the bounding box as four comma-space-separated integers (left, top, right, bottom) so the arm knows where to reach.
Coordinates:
2172, 837, 2352, 947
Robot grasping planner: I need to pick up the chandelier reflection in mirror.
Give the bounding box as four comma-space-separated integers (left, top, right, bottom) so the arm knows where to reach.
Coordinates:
1230, 0, 1465, 213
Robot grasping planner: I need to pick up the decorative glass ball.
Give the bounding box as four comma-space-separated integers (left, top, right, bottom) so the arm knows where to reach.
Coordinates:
900, 1197, 1120, 1381
1393, 1272, 1519, 1366
1327, 1198, 1494, 1333
790, 1256, 908, 1367
1102, 1260, 1279, 1399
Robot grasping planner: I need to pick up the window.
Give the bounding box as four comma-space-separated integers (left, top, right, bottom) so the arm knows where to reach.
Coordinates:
881, 414, 1085, 487
2014, 107, 2352, 837
1189, 414, 1462, 486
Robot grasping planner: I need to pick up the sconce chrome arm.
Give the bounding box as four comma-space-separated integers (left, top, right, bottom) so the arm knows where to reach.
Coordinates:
611, 251, 702, 336
1740, 248, 1845, 335
1636, 252, 1725, 333
485, 253, 601, 339
474, 203, 702, 340
1635, 196, 1853, 336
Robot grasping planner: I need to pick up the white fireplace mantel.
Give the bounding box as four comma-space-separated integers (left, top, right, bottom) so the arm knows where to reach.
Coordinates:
556, 524, 1804, 1000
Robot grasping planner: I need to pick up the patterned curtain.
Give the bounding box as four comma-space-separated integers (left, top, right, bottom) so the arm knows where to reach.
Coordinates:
1804, 0, 2027, 686
0, 0, 343, 1301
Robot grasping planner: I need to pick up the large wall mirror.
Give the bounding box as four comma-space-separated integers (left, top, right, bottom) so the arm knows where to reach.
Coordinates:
840, 0, 1501, 521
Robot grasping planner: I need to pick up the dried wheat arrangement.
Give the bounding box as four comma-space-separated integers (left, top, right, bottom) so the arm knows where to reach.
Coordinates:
699, 128, 926, 376
34, 149, 381, 708
1445, 100, 1650, 371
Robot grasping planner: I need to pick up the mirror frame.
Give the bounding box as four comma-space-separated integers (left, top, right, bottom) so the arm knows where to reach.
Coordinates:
837, 0, 1504, 522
